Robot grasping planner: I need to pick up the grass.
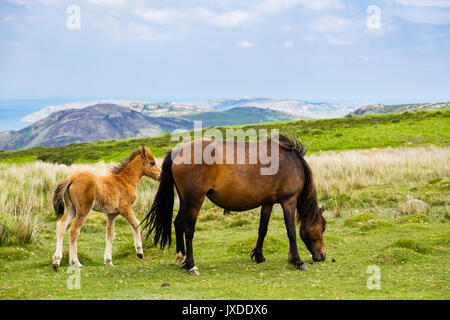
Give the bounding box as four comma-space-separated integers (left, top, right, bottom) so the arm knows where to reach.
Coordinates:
0, 146, 449, 299
0, 109, 449, 165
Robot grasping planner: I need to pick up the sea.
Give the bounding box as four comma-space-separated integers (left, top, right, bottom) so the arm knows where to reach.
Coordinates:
0, 99, 74, 132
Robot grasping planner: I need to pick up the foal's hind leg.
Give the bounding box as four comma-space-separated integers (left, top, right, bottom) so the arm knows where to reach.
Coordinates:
69, 210, 89, 268
251, 204, 273, 264
53, 204, 76, 270
122, 209, 144, 259
281, 197, 308, 271
104, 213, 118, 266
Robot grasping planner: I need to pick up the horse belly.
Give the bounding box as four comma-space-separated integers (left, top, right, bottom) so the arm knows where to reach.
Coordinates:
207, 184, 275, 211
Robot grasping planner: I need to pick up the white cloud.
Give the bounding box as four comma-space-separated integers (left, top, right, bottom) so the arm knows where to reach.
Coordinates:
394, 8, 450, 24
309, 15, 354, 32
197, 8, 253, 28
237, 40, 255, 48
134, 7, 183, 24
86, 0, 127, 7
394, 0, 450, 7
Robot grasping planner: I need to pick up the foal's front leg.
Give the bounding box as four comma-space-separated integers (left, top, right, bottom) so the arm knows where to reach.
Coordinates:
123, 210, 144, 259
104, 214, 118, 266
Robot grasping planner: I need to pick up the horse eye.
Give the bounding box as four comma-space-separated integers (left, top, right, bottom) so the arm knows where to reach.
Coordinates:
150, 162, 155, 166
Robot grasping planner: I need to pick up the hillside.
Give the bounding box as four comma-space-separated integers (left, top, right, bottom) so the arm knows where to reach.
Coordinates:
1, 109, 448, 165
0, 104, 193, 151
183, 107, 298, 126
349, 102, 450, 116
182, 97, 363, 118
21, 100, 207, 123
20, 97, 365, 125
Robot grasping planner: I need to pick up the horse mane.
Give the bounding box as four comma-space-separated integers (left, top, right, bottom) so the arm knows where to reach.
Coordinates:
276, 134, 323, 225
110, 147, 147, 175
276, 133, 309, 158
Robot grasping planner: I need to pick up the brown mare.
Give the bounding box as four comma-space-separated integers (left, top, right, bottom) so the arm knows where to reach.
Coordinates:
141, 135, 326, 275
52, 147, 161, 270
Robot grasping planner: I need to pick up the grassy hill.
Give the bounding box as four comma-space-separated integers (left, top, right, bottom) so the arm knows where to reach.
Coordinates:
183, 106, 297, 127
349, 102, 450, 116
0, 109, 449, 165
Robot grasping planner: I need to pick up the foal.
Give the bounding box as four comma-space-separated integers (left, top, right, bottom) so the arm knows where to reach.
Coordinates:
52, 147, 161, 270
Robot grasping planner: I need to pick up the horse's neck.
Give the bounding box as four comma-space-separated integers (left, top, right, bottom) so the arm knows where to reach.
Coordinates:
117, 160, 143, 188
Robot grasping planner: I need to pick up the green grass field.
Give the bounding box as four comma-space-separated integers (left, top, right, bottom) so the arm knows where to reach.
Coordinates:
0, 204, 449, 299
0, 110, 449, 300
1, 109, 448, 165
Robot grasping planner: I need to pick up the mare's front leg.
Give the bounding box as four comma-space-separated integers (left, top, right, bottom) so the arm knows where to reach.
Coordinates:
104, 213, 118, 266
122, 209, 144, 259
281, 197, 308, 270
251, 204, 273, 263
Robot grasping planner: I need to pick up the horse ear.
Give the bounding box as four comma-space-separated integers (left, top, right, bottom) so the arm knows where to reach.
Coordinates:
319, 206, 325, 214
141, 146, 147, 159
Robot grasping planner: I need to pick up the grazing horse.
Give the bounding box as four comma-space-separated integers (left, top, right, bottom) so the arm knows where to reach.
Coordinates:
52, 147, 161, 270
141, 135, 326, 275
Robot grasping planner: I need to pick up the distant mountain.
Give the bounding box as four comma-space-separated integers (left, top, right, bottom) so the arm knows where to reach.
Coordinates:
0, 104, 193, 151
349, 102, 450, 116
183, 107, 299, 127
181, 97, 364, 118
21, 100, 207, 123
21, 97, 364, 125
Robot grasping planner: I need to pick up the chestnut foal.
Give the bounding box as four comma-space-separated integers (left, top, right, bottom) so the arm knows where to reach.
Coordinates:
52, 147, 161, 270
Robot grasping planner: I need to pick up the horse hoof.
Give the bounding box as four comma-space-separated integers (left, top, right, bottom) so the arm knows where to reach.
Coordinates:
188, 266, 200, 276
70, 261, 83, 268
256, 257, 266, 264
104, 259, 113, 267
174, 251, 186, 264
52, 263, 59, 271
298, 263, 308, 271
137, 253, 143, 259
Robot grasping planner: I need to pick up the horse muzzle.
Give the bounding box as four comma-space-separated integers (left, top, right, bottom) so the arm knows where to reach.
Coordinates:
313, 252, 326, 262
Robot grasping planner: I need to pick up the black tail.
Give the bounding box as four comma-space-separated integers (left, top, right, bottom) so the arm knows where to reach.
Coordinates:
141, 151, 175, 248
53, 180, 71, 219
277, 134, 320, 223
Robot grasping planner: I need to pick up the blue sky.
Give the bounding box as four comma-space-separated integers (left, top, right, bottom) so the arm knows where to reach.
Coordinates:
0, 0, 449, 103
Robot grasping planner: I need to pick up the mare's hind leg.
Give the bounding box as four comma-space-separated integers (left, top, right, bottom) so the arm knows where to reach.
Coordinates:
53, 203, 76, 270
122, 209, 144, 259
281, 197, 308, 271
104, 213, 118, 266
174, 201, 186, 264
181, 196, 205, 276
251, 204, 273, 263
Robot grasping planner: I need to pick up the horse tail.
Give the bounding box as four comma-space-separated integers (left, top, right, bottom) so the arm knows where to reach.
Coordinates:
53, 179, 72, 219
141, 150, 175, 249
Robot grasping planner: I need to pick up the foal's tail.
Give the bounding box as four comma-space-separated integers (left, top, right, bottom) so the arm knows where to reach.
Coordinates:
52, 179, 72, 219
141, 150, 175, 249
